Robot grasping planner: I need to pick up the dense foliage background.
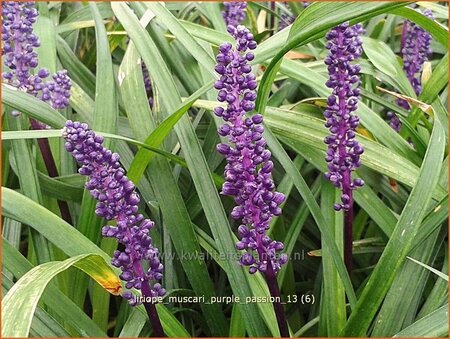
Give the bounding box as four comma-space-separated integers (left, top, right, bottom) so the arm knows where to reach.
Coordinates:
2, 1, 448, 338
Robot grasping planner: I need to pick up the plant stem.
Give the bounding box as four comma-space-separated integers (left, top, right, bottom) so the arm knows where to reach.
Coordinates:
141, 280, 165, 337
265, 262, 289, 337
270, 1, 276, 33
30, 119, 72, 224
344, 203, 353, 275
400, 20, 408, 59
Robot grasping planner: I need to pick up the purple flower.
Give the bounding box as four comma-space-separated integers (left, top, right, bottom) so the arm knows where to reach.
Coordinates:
41, 70, 72, 110
2, 1, 74, 225
386, 111, 402, 132
279, 4, 295, 31
278, 1, 309, 31
2, 1, 40, 90
141, 63, 154, 108
222, 2, 247, 27
63, 121, 165, 305
2, 1, 71, 115
387, 8, 433, 131
323, 22, 365, 211
214, 25, 287, 276
401, 9, 433, 96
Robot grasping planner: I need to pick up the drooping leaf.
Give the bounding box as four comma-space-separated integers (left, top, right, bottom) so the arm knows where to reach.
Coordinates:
2, 254, 121, 338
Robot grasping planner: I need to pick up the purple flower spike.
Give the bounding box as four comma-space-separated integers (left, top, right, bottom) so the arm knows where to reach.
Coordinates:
386, 111, 402, 132
388, 8, 433, 130
2, 1, 72, 112
401, 9, 433, 96
323, 22, 365, 210
41, 70, 72, 110
2, 1, 40, 90
222, 2, 247, 27
214, 25, 287, 276
278, 1, 309, 31
63, 121, 165, 305
141, 63, 154, 108
279, 2, 295, 32
2, 2, 74, 225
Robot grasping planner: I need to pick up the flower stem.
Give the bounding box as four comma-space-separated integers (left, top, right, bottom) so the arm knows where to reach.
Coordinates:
270, 1, 276, 32
30, 119, 72, 224
344, 204, 353, 275
141, 280, 165, 337
400, 20, 408, 59
265, 262, 289, 337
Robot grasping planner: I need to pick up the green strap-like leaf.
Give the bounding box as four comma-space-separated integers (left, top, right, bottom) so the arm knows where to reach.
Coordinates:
2, 273, 71, 337
2, 253, 121, 338
393, 304, 449, 338
390, 6, 448, 48
89, 1, 117, 145
144, 2, 217, 77
409, 53, 449, 129
1, 187, 190, 337
2, 85, 66, 127
2, 129, 225, 188
118, 26, 229, 336
320, 180, 346, 336
255, 2, 410, 116
192, 99, 446, 200
371, 229, 442, 336
2, 238, 107, 337
362, 36, 415, 97
407, 256, 449, 282
127, 81, 214, 181
112, 3, 275, 335
57, 35, 96, 97
87, 4, 120, 329
342, 118, 445, 336
263, 127, 357, 308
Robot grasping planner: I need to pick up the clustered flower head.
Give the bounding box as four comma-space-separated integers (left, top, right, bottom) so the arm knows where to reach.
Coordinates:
279, 3, 295, 32
2, 1, 40, 89
401, 9, 433, 96
387, 8, 433, 131
141, 63, 154, 108
385, 110, 402, 132
222, 2, 247, 27
63, 121, 165, 306
323, 22, 365, 211
41, 70, 72, 109
278, 1, 309, 31
214, 25, 287, 276
2, 1, 71, 115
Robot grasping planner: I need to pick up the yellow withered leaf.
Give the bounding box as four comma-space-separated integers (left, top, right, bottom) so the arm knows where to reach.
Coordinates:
376, 86, 434, 116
